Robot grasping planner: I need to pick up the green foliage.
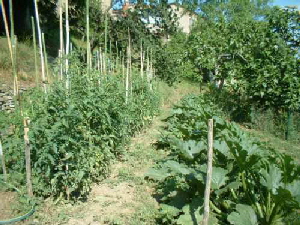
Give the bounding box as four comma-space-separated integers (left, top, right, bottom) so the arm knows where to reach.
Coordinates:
1, 54, 159, 199
184, 1, 300, 111
155, 32, 198, 85
146, 94, 300, 224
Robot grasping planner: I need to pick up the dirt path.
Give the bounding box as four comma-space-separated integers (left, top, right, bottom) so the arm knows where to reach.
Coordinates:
28, 83, 200, 225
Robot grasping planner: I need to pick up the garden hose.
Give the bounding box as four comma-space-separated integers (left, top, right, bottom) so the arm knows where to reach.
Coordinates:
0, 181, 35, 225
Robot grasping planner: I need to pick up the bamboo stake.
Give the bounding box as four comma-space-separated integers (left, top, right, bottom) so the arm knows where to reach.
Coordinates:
0, 0, 13, 61
8, 0, 18, 96
149, 49, 153, 91
65, 0, 70, 88
33, 0, 47, 93
103, 52, 106, 75
128, 29, 132, 97
97, 50, 101, 85
146, 47, 150, 87
104, 13, 108, 56
99, 47, 103, 74
116, 41, 119, 70
86, 0, 91, 75
122, 55, 125, 86
59, 0, 64, 81
24, 118, 33, 197
96, 50, 100, 71
59, 50, 63, 80
125, 46, 129, 104
59, 0, 64, 55
8, 0, 14, 44
12, 35, 18, 95
1, 0, 17, 95
140, 41, 144, 79
0, 140, 7, 182
201, 119, 214, 225
42, 33, 49, 82
31, 17, 39, 87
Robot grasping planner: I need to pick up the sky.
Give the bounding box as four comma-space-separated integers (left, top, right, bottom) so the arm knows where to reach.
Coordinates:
272, 0, 300, 7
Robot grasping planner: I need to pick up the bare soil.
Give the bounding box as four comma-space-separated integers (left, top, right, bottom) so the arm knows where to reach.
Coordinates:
0, 191, 18, 220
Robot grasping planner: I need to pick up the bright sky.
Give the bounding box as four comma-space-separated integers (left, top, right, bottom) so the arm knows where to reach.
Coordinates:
272, 0, 300, 7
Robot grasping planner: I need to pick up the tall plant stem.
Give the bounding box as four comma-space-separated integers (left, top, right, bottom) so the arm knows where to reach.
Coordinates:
34, 0, 47, 93
31, 17, 39, 87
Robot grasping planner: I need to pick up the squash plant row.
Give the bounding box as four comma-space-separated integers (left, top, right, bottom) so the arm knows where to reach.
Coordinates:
146, 94, 300, 224
0, 56, 159, 199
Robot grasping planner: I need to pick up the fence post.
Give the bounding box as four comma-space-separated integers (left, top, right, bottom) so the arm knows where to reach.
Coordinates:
202, 119, 214, 225
24, 117, 33, 197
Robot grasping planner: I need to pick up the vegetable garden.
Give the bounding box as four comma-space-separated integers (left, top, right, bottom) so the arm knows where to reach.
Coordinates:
0, 0, 299, 224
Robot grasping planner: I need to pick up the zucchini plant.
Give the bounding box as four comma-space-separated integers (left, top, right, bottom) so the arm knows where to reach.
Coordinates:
146, 94, 300, 224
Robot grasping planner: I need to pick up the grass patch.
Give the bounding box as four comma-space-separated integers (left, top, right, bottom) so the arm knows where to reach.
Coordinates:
249, 128, 300, 164
0, 37, 38, 84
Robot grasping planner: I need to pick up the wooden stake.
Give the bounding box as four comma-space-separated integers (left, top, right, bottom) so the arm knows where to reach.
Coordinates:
0, 140, 7, 182
202, 119, 214, 225
23, 118, 33, 197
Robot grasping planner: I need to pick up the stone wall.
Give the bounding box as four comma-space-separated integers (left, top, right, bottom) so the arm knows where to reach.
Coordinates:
0, 85, 27, 113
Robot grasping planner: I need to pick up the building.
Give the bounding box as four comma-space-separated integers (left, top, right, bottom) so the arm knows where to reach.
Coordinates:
108, 2, 197, 35
170, 4, 197, 34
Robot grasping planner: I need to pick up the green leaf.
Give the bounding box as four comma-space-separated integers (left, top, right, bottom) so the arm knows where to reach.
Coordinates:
176, 140, 206, 160
145, 167, 170, 181
228, 204, 258, 225
211, 167, 229, 190
160, 204, 181, 219
286, 180, 300, 205
165, 160, 191, 175
260, 164, 283, 194
177, 198, 219, 225
214, 140, 232, 158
